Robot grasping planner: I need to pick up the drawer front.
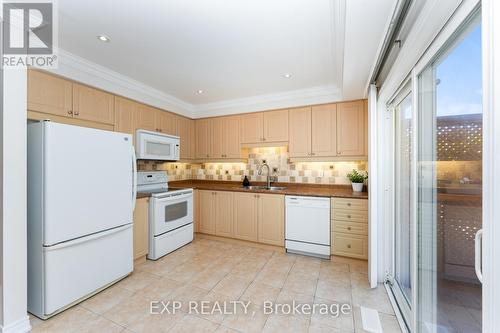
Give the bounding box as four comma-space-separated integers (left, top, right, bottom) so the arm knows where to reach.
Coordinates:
332, 220, 368, 235
331, 232, 368, 259
331, 209, 367, 223
331, 198, 368, 211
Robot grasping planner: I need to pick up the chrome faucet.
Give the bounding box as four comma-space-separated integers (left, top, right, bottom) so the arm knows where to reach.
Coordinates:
258, 162, 273, 188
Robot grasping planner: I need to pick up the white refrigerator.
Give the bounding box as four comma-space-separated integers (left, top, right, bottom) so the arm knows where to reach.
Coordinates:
27, 121, 137, 319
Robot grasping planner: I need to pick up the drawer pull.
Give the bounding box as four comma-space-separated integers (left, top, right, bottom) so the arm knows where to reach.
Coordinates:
347, 244, 351, 249
347, 215, 351, 218
347, 227, 352, 231
347, 203, 351, 206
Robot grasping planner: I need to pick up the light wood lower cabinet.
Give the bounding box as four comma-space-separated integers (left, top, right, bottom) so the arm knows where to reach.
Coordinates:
199, 190, 216, 234
257, 193, 285, 246
193, 190, 200, 232
199, 191, 284, 246
233, 192, 258, 241
331, 197, 368, 260
133, 198, 149, 259
215, 191, 234, 237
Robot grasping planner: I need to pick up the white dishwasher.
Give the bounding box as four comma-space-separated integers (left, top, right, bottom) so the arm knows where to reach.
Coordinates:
285, 196, 330, 258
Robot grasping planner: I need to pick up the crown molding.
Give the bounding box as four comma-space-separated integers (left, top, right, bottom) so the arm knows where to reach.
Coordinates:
50, 49, 195, 117
50, 49, 342, 119
192, 85, 342, 118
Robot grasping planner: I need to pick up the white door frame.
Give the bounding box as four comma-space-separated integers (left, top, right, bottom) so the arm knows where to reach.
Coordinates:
368, 84, 378, 288
480, 0, 500, 331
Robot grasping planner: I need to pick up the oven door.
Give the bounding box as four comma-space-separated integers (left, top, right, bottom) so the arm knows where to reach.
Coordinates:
151, 191, 193, 236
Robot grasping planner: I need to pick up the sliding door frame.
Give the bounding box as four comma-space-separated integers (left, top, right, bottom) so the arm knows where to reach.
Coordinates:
481, 0, 500, 331
385, 0, 500, 331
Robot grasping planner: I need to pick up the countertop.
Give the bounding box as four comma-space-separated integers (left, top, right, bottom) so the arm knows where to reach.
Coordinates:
160, 180, 369, 199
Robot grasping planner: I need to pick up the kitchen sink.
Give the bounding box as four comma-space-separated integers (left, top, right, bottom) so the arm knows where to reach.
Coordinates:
241, 186, 287, 191
266, 186, 287, 191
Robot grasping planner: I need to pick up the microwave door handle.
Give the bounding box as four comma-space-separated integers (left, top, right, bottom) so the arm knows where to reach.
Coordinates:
131, 145, 137, 211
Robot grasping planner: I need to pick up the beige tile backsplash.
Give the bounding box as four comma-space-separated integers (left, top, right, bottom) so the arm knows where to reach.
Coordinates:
138, 147, 367, 185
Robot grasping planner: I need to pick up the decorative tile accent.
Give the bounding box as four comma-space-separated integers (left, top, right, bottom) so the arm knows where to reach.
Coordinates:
138, 147, 367, 185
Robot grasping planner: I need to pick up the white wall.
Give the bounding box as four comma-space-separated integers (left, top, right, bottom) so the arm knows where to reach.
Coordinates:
0, 66, 30, 332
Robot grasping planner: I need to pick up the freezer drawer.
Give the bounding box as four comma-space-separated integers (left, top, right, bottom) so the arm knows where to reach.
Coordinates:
37, 224, 133, 317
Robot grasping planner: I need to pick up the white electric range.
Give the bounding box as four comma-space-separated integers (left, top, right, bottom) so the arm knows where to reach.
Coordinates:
137, 171, 193, 260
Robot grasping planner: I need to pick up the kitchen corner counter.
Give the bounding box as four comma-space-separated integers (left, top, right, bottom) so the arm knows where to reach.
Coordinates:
168, 180, 368, 199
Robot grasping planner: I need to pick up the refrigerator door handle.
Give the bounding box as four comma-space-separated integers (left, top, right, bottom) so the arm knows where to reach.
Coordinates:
131, 145, 137, 211
474, 229, 483, 283
45, 224, 132, 251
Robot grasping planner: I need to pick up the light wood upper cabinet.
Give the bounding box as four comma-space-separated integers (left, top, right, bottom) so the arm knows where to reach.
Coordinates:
209, 116, 241, 159
210, 118, 225, 159
178, 116, 194, 160
257, 194, 284, 246
72, 83, 114, 124
196, 119, 211, 159
215, 191, 234, 237
233, 192, 258, 242
28, 70, 72, 117
337, 100, 366, 156
133, 198, 149, 260
240, 113, 264, 143
289, 107, 312, 157
263, 110, 288, 142
190, 120, 197, 160
240, 110, 288, 144
311, 104, 337, 157
224, 116, 241, 158
199, 190, 216, 234
156, 111, 178, 136
136, 104, 157, 131
114, 97, 137, 136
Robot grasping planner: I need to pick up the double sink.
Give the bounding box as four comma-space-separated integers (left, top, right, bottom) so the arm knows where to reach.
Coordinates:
241, 185, 287, 191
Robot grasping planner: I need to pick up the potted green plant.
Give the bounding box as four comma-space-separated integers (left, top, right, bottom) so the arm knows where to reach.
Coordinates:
346, 169, 368, 192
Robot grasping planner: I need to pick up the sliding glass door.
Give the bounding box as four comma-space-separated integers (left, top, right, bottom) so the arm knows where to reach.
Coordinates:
417, 15, 482, 333
390, 11, 483, 333
390, 83, 414, 329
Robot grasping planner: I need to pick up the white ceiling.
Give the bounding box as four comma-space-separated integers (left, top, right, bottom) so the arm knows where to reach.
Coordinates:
56, 0, 395, 117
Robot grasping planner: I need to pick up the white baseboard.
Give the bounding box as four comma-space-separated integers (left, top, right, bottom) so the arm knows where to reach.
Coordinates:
0, 316, 31, 333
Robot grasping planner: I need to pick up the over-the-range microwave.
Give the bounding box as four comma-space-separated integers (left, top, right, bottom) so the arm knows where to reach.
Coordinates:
135, 129, 180, 161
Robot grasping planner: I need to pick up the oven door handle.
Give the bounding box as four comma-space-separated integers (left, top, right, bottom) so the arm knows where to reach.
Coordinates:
155, 192, 192, 201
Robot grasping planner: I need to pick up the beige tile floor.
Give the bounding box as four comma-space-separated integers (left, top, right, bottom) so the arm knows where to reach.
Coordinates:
30, 238, 402, 333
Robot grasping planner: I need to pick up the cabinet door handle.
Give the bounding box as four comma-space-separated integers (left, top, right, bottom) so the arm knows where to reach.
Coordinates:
74, 111, 79, 116
347, 244, 351, 249
68, 110, 73, 115
347, 215, 351, 219
347, 227, 352, 231
347, 203, 352, 207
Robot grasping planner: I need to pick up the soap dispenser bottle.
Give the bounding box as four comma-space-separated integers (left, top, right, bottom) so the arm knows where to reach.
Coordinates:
243, 175, 250, 187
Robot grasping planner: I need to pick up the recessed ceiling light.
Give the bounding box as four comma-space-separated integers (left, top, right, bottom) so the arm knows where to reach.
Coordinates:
97, 35, 111, 42
283, 73, 292, 78
196, 89, 204, 94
